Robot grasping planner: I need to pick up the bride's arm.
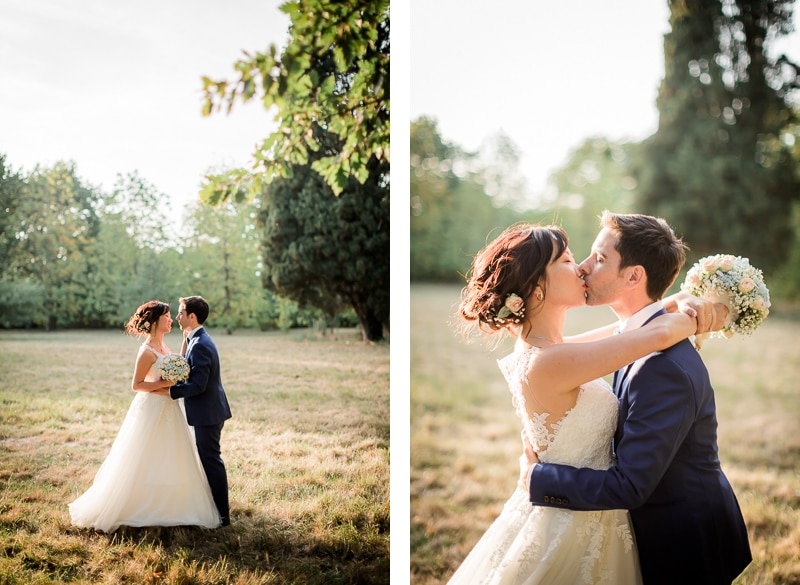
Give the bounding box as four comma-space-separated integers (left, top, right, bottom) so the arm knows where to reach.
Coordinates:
563, 294, 726, 344
528, 312, 697, 394
130, 349, 173, 393
564, 322, 618, 344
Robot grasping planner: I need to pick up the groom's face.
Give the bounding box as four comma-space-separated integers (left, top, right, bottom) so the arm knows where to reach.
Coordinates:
176, 304, 192, 330
579, 227, 626, 307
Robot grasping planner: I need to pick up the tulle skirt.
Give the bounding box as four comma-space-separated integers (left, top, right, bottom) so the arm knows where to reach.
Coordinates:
447, 488, 642, 585
69, 392, 220, 532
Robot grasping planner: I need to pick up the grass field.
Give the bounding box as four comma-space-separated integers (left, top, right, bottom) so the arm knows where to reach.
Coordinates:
411, 284, 800, 585
0, 327, 389, 584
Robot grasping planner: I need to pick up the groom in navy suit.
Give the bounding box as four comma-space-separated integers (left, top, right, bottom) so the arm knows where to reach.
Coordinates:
171, 295, 232, 526
524, 212, 751, 584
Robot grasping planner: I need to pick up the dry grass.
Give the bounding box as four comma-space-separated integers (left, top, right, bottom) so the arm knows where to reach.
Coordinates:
0, 327, 389, 584
410, 283, 800, 585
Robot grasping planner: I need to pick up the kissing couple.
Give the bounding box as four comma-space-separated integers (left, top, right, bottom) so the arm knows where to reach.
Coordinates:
69, 295, 232, 532
448, 211, 752, 585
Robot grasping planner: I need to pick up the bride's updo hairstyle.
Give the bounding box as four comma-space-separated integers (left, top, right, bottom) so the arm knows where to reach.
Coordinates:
125, 300, 170, 337
458, 223, 569, 336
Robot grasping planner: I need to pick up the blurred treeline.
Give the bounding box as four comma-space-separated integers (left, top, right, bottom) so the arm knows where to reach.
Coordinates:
411, 0, 800, 300
0, 156, 357, 332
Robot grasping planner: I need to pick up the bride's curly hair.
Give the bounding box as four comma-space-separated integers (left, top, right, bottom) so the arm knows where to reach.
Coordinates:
125, 300, 170, 337
457, 223, 569, 336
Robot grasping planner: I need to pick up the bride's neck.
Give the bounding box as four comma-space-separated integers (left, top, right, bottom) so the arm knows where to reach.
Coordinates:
519, 310, 566, 347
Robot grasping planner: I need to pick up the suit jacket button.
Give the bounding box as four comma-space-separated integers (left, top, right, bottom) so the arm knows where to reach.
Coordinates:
544, 496, 550, 503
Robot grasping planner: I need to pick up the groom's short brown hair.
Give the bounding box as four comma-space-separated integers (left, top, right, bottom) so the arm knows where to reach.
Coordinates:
601, 210, 688, 300
180, 295, 210, 325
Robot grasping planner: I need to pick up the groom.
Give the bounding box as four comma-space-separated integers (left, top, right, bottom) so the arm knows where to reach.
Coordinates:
170, 295, 232, 527
522, 211, 751, 584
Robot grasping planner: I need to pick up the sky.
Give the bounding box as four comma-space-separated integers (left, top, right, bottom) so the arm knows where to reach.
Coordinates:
0, 0, 290, 212
411, 0, 800, 204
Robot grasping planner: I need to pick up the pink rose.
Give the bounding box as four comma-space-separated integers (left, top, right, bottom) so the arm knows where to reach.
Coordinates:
738, 278, 755, 293
505, 294, 524, 314
719, 256, 734, 271
701, 257, 718, 273
752, 297, 765, 311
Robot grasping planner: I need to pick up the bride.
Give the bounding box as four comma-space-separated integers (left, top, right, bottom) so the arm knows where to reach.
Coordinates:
450, 224, 706, 584
69, 300, 220, 532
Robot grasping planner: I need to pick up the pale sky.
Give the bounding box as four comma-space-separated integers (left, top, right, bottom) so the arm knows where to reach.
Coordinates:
411, 0, 800, 204
0, 0, 289, 212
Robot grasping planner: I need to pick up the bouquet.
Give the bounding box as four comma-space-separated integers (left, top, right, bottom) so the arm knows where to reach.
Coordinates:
680, 254, 770, 348
160, 353, 190, 383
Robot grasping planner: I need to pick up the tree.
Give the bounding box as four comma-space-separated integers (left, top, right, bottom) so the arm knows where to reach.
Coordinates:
634, 0, 800, 275
257, 150, 389, 342
182, 200, 266, 333
0, 155, 24, 280
9, 162, 101, 329
410, 117, 534, 282
201, 0, 390, 199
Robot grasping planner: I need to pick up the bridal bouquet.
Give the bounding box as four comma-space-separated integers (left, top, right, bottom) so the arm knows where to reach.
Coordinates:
160, 353, 190, 383
680, 254, 770, 348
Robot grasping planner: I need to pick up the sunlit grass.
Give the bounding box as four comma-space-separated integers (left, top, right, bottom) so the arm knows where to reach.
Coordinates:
410, 284, 800, 585
0, 327, 389, 585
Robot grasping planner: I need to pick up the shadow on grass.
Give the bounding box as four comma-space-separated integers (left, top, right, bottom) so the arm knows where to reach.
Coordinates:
100, 505, 390, 585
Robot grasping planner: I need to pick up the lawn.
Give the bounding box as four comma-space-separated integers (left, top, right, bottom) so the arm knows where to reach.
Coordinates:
410, 283, 800, 584
0, 327, 389, 584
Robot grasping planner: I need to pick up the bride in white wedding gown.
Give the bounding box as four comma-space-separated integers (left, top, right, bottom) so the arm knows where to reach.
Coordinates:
69, 300, 220, 533
450, 224, 700, 584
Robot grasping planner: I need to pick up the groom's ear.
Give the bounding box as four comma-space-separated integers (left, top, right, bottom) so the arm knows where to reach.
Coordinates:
625, 265, 646, 288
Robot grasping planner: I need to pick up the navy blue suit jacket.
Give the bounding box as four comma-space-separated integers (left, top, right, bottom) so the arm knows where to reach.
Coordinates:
530, 310, 751, 584
170, 327, 232, 427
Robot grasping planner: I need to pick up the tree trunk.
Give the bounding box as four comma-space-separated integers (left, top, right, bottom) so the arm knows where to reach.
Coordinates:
352, 298, 384, 342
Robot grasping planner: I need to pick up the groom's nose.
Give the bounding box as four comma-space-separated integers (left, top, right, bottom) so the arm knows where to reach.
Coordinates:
578, 258, 590, 275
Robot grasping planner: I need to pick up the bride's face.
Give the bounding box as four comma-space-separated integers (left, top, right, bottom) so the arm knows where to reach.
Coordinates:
156, 312, 173, 334
543, 247, 586, 308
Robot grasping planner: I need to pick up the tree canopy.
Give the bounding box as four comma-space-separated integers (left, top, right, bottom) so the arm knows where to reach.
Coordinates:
258, 141, 389, 342
201, 0, 390, 199
635, 0, 800, 275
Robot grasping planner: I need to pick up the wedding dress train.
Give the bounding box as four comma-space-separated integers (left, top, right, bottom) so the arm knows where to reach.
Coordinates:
69, 345, 220, 532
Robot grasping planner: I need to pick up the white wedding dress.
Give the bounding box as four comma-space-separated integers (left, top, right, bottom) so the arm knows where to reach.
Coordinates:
447, 347, 642, 585
69, 345, 220, 532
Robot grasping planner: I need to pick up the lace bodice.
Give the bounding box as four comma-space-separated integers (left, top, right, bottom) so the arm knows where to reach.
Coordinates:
141, 344, 168, 382
497, 347, 618, 470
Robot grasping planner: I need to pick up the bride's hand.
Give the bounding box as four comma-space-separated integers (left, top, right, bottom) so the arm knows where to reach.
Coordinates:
670, 293, 729, 334
519, 431, 539, 488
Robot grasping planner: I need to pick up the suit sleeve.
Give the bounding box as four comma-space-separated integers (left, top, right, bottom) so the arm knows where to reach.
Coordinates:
169, 341, 212, 400
530, 352, 696, 510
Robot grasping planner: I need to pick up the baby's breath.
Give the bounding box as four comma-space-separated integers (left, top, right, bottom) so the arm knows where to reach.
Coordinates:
160, 354, 190, 383
681, 254, 770, 341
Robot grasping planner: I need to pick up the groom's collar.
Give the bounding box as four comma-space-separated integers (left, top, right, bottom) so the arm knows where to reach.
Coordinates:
187, 325, 205, 340
618, 301, 664, 333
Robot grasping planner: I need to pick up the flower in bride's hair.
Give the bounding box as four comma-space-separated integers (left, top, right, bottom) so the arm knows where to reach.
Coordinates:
160, 353, 190, 383
137, 320, 151, 333
681, 254, 770, 347
491, 293, 526, 325
505, 293, 525, 315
